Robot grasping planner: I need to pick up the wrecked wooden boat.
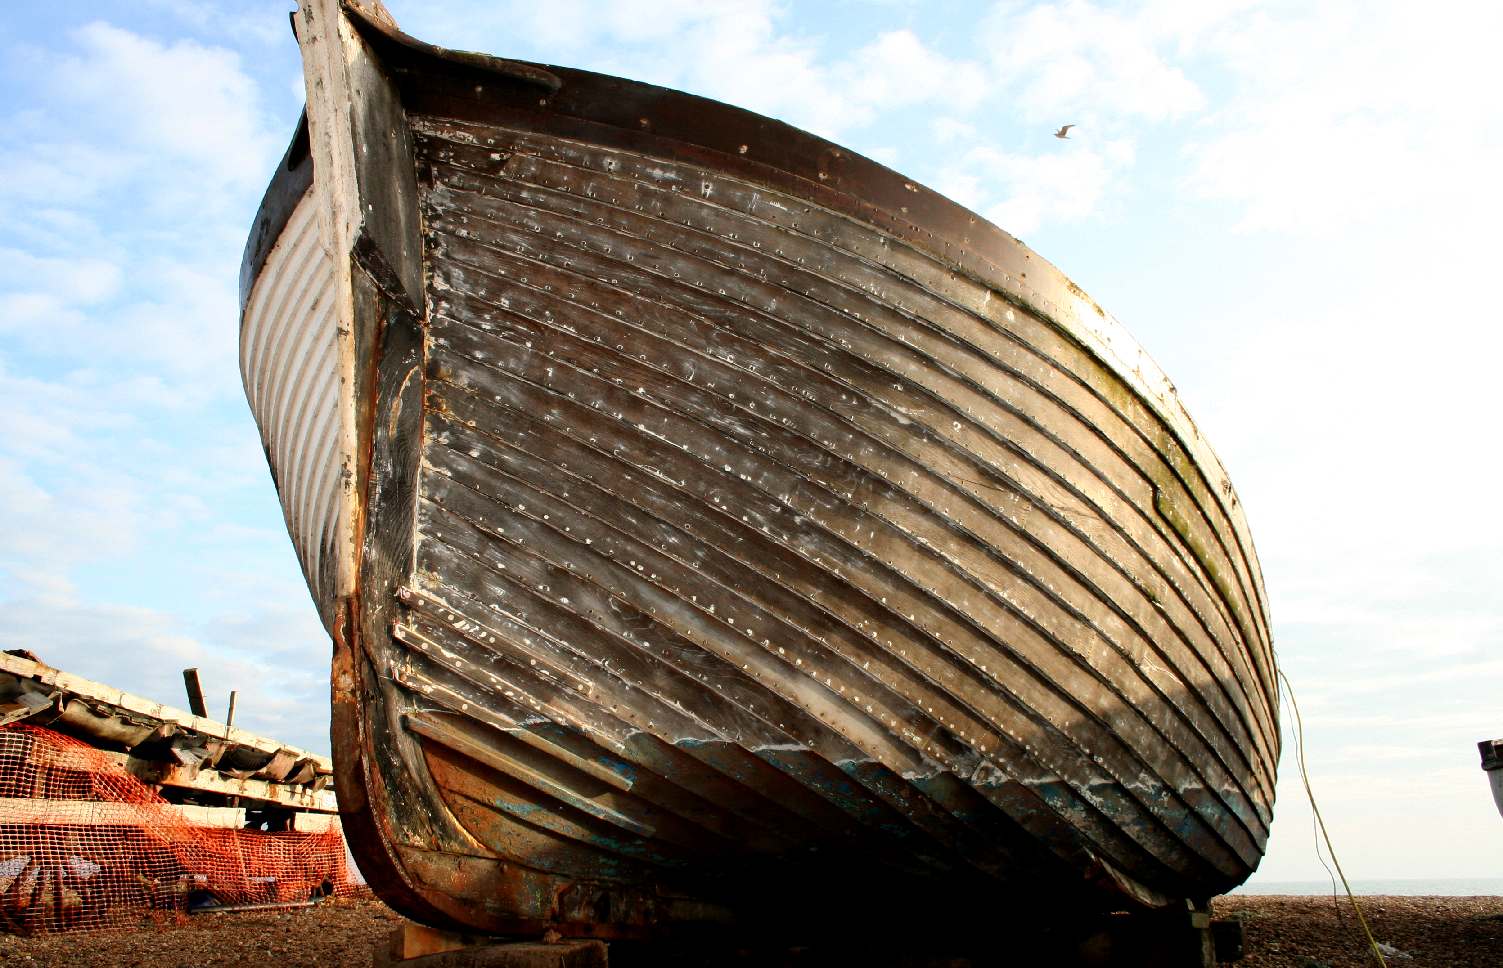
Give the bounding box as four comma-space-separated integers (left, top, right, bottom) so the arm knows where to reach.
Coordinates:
0, 651, 351, 933
0, 650, 336, 815
238, 0, 1279, 938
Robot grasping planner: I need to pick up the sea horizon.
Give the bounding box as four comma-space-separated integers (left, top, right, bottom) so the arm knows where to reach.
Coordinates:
1235, 877, 1503, 897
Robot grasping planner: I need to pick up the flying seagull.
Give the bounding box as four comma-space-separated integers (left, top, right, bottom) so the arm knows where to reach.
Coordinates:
1054, 124, 1075, 139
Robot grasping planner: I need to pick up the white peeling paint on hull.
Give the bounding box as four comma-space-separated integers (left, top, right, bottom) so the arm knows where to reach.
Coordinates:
239, 190, 341, 617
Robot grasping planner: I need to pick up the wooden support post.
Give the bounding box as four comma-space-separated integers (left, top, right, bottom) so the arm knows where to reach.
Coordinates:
376, 923, 607, 967
1212, 915, 1246, 963
181, 668, 208, 718
226, 690, 238, 728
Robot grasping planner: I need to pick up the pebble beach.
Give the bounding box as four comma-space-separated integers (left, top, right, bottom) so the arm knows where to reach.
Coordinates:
2, 894, 1500, 966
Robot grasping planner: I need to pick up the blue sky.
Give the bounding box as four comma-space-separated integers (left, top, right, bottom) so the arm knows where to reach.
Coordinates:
2, 0, 1500, 886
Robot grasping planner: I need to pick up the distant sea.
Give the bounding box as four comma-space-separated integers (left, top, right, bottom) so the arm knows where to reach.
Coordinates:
1236, 878, 1503, 896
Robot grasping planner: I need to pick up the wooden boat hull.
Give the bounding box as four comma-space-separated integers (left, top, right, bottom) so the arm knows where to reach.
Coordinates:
1481, 740, 1503, 821
239, 0, 1279, 937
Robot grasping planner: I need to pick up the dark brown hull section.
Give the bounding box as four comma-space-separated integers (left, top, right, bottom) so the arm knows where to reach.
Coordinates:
241, 0, 1278, 939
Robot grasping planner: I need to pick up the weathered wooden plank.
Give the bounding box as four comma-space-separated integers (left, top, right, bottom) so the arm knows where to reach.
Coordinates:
0, 798, 247, 829
422, 235, 1275, 832
419, 121, 1276, 706
421, 306, 1256, 875
95, 751, 338, 813
0, 689, 54, 728
417, 402, 1218, 879
422, 137, 1279, 772
181, 668, 209, 718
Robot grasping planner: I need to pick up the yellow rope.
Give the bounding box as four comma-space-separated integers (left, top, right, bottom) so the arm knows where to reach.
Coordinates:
1279, 667, 1388, 967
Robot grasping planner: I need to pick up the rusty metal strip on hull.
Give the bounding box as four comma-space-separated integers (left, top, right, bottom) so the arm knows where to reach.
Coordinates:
241, 0, 1280, 939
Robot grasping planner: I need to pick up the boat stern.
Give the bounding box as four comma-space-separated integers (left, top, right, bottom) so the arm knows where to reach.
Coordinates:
1479, 739, 1503, 821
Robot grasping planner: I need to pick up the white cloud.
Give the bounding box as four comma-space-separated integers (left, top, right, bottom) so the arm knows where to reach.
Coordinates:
54, 22, 280, 191
0, 249, 121, 307
0, 22, 283, 392
0, 248, 124, 345
139, 0, 291, 47
0, 20, 316, 752
592, 0, 751, 46
836, 30, 989, 114
0, 136, 116, 210
0, 24, 283, 251
932, 117, 978, 144
931, 137, 1134, 236
394, 0, 986, 140
671, 6, 865, 137
1307, 655, 1503, 700
0, 359, 146, 464
904, 0, 1213, 234
1133, 0, 1264, 52
0, 458, 142, 598
981, 0, 1206, 124
981, 146, 1113, 235
110, 259, 242, 379
1181, 2, 1503, 236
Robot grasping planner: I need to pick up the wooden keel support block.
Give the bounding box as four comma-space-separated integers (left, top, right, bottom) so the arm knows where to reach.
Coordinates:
1211, 916, 1246, 964
379, 923, 608, 968
1069, 900, 1222, 967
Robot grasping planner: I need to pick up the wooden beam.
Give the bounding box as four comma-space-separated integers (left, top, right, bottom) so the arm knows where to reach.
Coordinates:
0, 797, 247, 829
98, 751, 339, 813
182, 668, 208, 718
380, 923, 608, 967
0, 798, 337, 832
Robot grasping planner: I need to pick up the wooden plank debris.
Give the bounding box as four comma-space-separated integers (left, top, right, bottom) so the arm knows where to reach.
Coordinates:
96, 751, 338, 813
0, 798, 249, 829
181, 668, 208, 719
0, 652, 332, 773
0, 687, 54, 728
0, 652, 335, 818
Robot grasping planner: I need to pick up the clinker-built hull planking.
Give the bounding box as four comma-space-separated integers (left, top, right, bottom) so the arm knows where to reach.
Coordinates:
239, 0, 1278, 938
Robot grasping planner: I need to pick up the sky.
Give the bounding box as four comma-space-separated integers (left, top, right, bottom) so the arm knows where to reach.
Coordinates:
1, 0, 1500, 887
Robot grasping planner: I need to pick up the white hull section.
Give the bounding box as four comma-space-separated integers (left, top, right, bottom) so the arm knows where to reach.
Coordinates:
239, 191, 342, 615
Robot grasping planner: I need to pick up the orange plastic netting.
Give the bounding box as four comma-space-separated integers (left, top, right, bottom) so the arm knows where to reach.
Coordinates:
0, 724, 357, 934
